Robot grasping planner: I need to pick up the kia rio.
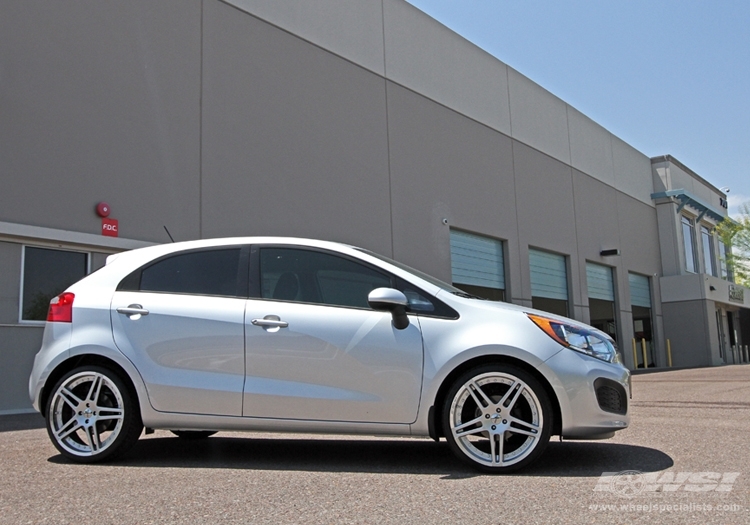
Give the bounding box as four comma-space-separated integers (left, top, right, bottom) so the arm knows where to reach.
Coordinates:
29, 237, 630, 472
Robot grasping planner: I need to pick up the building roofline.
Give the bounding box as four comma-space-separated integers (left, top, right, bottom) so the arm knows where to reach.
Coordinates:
650, 154, 724, 196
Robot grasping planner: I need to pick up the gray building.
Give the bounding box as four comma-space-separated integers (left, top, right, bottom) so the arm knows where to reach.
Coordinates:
1, 0, 748, 414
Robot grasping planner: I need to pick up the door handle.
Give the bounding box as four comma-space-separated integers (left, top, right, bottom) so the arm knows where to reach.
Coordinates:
117, 304, 149, 318
251, 318, 289, 328
251, 315, 288, 331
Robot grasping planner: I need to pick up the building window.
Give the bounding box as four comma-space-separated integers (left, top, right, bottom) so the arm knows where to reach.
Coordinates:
21, 247, 89, 321
529, 249, 568, 316
701, 226, 716, 277
586, 262, 617, 345
681, 216, 698, 273
450, 230, 505, 301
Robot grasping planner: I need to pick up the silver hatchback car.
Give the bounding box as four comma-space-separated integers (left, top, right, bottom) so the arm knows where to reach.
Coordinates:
29, 237, 630, 472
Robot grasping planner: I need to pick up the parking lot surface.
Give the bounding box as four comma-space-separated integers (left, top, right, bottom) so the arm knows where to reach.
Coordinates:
1, 365, 749, 524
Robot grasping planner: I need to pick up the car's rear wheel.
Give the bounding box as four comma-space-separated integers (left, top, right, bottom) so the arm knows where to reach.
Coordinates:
170, 430, 217, 439
442, 364, 552, 473
45, 366, 142, 462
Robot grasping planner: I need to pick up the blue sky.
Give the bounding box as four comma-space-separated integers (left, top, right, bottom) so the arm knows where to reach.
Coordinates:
405, 0, 750, 217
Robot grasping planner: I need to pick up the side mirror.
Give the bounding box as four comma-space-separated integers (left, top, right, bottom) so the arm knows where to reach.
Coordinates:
368, 288, 410, 330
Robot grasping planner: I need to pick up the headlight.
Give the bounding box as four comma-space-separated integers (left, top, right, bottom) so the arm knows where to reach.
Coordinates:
527, 313, 620, 364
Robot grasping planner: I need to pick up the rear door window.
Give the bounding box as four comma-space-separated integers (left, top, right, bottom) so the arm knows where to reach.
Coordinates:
118, 248, 244, 297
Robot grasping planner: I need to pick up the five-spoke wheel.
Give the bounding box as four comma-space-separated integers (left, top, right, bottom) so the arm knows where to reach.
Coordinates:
45, 366, 142, 462
442, 364, 552, 473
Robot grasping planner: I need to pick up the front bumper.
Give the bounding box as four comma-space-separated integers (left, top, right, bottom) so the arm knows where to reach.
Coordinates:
543, 346, 631, 439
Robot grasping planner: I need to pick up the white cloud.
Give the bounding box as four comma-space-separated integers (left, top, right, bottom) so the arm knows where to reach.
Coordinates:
727, 194, 750, 219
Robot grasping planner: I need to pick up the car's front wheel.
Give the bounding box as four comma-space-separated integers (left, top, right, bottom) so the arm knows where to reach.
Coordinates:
45, 366, 143, 462
442, 364, 552, 473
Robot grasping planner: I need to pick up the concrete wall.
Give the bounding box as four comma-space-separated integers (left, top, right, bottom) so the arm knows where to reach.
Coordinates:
386, 83, 516, 280
1, 0, 657, 244
0, 0, 202, 243
661, 300, 714, 368
0, 327, 43, 413
0, 0, 691, 411
652, 157, 727, 217
201, 0, 392, 254
227, 0, 655, 209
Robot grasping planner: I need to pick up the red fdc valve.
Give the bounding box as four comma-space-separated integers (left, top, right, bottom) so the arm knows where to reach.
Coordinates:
96, 202, 118, 237
96, 202, 111, 217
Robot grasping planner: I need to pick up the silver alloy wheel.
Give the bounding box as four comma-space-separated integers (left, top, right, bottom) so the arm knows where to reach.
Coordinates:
448, 371, 544, 468
49, 371, 125, 457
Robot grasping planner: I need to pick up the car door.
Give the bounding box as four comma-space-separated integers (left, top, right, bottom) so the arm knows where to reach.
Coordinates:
243, 246, 424, 424
111, 247, 248, 416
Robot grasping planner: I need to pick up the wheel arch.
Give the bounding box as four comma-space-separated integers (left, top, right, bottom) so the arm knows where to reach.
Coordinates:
429, 354, 562, 440
39, 354, 138, 418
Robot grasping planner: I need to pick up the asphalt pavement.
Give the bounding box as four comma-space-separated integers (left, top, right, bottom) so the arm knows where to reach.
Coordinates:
1, 365, 749, 524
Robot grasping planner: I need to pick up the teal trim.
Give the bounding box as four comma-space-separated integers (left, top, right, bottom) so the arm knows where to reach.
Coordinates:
650, 189, 726, 223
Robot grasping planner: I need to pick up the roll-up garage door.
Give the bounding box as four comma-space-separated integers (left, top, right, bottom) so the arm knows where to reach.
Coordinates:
629, 273, 651, 308
450, 230, 504, 290
586, 262, 615, 301
529, 249, 567, 300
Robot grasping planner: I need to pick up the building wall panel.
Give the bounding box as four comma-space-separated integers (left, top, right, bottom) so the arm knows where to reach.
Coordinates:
0, 327, 43, 413
0, 0, 202, 242
512, 141, 579, 304
661, 300, 713, 367
611, 136, 653, 206
226, 0, 386, 76
567, 107, 615, 187
386, 83, 516, 282
507, 69, 571, 166
201, 0, 392, 254
383, 0, 511, 136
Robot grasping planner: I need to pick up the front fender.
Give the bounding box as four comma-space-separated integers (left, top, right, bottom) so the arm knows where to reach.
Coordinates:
411, 341, 565, 437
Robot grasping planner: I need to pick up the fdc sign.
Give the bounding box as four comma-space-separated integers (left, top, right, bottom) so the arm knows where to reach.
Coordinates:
102, 218, 119, 237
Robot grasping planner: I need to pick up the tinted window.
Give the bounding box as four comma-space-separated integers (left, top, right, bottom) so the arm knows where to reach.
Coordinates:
22, 247, 88, 321
137, 249, 242, 297
682, 216, 697, 273
395, 278, 458, 319
260, 248, 391, 308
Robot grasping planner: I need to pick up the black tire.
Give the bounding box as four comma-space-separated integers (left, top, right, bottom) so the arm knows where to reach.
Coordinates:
442, 363, 552, 473
45, 365, 143, 463
170, 430, 217, 439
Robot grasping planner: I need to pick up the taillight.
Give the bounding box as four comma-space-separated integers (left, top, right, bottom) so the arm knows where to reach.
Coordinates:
47, 292, 75, 323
